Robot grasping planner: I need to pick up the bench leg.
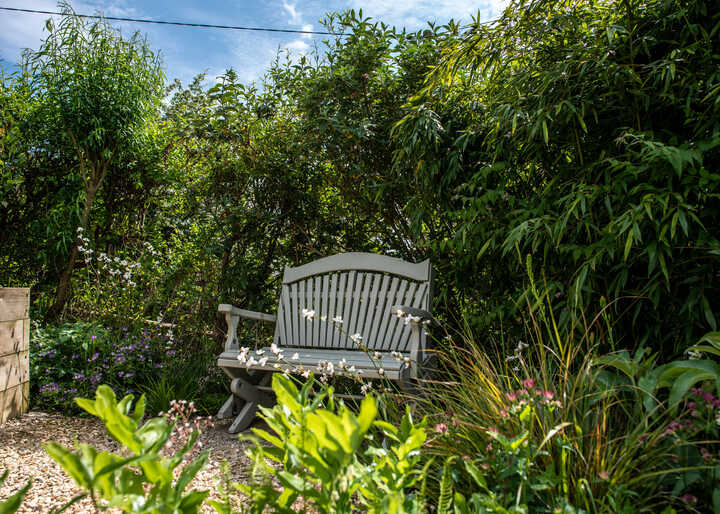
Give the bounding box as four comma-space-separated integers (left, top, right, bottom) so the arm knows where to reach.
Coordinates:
217, 395, 236, 420
229, 401, 259, 433
227, 372, 274, 433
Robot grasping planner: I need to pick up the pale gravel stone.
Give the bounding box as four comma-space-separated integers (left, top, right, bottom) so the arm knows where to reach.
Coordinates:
0, 412, 253, 513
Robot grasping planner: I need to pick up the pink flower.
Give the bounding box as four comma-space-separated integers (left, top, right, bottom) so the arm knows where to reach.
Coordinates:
701, 448, 713, 462
434, 423, 449, 435
522, 378, 536, 389
506, 392, 518, 402
542, 391, 554, 399
703, 392, 715, 403
499, 409, 508, 418
680, 494, 697, 504
687, 402, 696, 410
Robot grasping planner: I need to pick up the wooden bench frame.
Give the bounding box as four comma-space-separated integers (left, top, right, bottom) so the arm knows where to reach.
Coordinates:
216, 252, 433, 432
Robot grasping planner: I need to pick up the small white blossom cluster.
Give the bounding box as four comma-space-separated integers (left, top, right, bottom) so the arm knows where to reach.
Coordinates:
391, 350, 411, 365
505, 340, 529, 372
143, 241, 161, 257
75, 226, 149, 288
394, 308, 431, 326
236, 343, 368, 383
76, 227, 93, 259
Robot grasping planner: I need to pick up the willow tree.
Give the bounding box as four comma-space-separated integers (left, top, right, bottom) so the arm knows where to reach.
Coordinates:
27, 5, 164, 318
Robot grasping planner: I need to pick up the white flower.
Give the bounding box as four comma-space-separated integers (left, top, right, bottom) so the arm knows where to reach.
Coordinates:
350, 333, 363, 344
331, 316, 344, 324
76, 226, 83, 232
245, 357, 258, 368
395, 309, 405, 318
361, 383, 373, 394
258, 357, 268, 367
378, 368, 385, 376
302, 369, 311, 378
391, 351, 402, 361
270, 343, 281, 355
273, 363, 282, 369
255, 349, 265, 356
514, 341, 528, 353
321, 315, 327, 321
338, 358, 347, 371
301, 308, 316, 320
373, 352, 382, 360
291, 352, 300, 361
403, 357, 411, 364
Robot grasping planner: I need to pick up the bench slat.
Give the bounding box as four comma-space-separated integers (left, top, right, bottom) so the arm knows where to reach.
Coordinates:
389, 280, 419, 351
319, 274, 330, 347
375, 276, 399, 350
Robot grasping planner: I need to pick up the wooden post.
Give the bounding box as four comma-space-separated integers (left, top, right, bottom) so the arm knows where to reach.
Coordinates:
0, 288, 30, 424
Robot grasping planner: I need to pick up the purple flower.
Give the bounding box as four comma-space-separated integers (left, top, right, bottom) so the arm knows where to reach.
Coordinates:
73, 372, 85, 381
91, 335, 97, 341
40, 383, 59, 394
91, 353, 100, 361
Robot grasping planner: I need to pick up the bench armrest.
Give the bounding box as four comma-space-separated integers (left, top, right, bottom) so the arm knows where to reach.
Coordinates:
391, 305, 432, 323
391, 305, 433, 379
218, 304, 277, 323
219, 304, 277, 352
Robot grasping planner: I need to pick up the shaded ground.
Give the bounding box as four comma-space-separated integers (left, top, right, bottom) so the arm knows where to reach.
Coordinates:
0, 412, 253, 513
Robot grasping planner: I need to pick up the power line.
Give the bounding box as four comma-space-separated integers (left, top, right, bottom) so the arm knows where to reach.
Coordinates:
0, 6, 345, 36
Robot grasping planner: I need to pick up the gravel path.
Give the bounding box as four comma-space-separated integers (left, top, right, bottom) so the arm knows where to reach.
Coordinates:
0, 412, 254, 513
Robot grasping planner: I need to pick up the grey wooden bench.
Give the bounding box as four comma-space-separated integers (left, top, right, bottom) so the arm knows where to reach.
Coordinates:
216, 252, 433, 432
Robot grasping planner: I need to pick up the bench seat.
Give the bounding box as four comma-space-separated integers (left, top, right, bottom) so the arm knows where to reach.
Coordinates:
218, 348, 412, 380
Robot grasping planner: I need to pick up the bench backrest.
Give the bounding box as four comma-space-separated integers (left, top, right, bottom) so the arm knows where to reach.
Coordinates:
273, 253, 432, 352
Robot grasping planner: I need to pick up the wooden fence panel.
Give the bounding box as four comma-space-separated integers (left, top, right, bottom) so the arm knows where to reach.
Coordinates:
0, 288, 30, 424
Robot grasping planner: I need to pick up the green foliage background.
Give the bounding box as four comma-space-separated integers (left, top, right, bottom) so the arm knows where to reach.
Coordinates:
1, 0, 719, 355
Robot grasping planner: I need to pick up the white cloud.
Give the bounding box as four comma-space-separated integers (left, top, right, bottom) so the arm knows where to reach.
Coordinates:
346, 0, 509, 29
282, 1, 301, 24
301, 23, 313, 39
285, 38, 309, 53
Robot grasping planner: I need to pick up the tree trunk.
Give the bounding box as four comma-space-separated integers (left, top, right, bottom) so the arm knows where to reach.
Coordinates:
46, 175, 102, 320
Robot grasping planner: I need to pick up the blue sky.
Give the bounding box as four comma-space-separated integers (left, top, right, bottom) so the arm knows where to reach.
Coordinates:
1, 0, 507, 86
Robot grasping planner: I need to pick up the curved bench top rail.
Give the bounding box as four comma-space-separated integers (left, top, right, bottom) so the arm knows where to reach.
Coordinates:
282, 252, 431, 284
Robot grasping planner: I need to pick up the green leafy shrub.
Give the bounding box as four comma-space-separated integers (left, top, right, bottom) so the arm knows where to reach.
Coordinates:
46, 385, 209, 513
0, 470, 31, 514
222, 373, 430, 514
